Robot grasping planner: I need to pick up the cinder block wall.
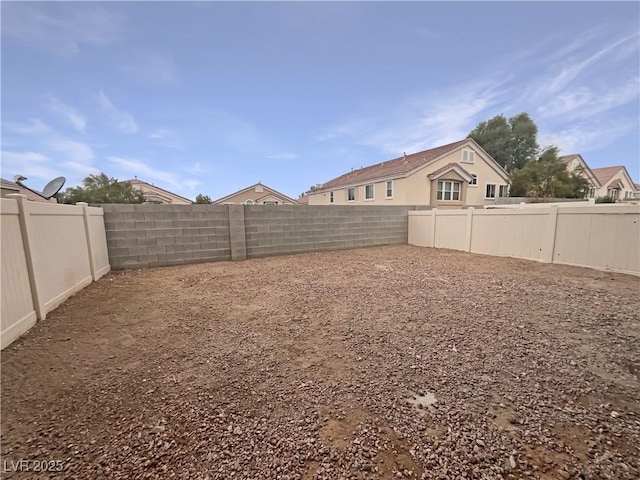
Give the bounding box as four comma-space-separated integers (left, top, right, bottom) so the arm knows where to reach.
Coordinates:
102, 204, 426, 269
102, 204, 231, 268
244, 205, 412, 258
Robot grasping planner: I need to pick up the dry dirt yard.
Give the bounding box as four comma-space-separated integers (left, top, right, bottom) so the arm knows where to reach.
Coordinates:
2, 245, 639, 480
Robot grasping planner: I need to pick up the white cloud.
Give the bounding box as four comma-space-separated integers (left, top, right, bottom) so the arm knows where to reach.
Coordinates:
544, 33, 639, 96
46, 96, 86, 132
539, 121, 636, 155
107, 156, 200, 192
265, 152, 298, 160
319, 80, 507, 155
48, 138, 94, 164
97, 90, 138, 134
0, 150, 58, 181
537, 78, 640, 120
1, 151, 49, 164
1, 3, 123, 55
2, 119, 51, 135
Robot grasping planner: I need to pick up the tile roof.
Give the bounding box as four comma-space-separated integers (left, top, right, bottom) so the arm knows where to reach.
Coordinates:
558, 154, 579, 164
591, 166, 625, 186
128, 179, 193, 203
316, 139, 470, 191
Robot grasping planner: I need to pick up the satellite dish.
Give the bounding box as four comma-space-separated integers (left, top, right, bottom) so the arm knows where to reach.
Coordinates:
42, 177, 66, 199
13, 174, 66, 200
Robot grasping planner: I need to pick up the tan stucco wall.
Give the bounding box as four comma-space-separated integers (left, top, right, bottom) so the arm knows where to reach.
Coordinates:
308, 143, 509, 207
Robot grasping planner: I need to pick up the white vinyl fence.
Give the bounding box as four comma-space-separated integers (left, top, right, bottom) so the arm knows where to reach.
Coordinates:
408, 204, 640, 276
1, 195, 110, 349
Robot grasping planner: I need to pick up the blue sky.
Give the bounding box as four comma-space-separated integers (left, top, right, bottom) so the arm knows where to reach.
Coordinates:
2, 1, 639, 200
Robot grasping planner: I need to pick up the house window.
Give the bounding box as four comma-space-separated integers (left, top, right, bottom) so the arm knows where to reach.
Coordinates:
244, 199, 254, 205
347, 187, 356, 202
462, 149, 475, 163
386, 180, 393, 198
365, 184, 374, 200
437, 180, 461, 201
330, 191, 334, 203
469, 174, 478, 186
588, 188, 595, 198
485, 184, 496, 199
499, 185, 508, 198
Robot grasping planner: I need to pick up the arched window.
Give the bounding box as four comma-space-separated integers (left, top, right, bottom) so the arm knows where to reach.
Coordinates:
244, 199, 254, 205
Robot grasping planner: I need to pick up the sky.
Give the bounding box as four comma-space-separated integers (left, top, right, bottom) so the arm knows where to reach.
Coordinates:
1, 1, 639, 201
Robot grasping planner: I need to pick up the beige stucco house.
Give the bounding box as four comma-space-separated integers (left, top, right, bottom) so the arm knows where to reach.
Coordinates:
559, 154, 601, 199
213, 183, 297, 205
128, 178, 192, 204
591, 166, 638, 201
308, 138, 510, 208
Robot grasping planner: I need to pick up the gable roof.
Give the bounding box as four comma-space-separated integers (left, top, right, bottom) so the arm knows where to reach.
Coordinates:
212, 182, 297, 205
128, 179, 193, 204
427, 163, 473, 182
558, 154, 601, 188
591, 166, 629, 186
313, 138, 508, 192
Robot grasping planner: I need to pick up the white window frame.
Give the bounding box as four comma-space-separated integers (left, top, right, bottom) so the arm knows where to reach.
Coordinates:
386, 180, 393, 199
365, 184, 374, 201
498, 185, 508, 198
469, 173, 478, 186
437, 180, 461, 201
244, 199, 254, 205
485, 184, 496, 199
330, 191, 334, 203
461, 149, 475, 164
347, 187, 356, 202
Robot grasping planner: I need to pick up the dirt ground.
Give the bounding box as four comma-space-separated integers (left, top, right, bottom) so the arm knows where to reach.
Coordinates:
2, 245, 639, 480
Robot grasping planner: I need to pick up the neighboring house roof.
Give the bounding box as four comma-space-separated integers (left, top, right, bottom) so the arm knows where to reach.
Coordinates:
608, 179, 624, 190
0, 178, 57, 203
427, 162, 473, 182
558, 154, 602, 188
297, 194, 309, 204
635, 183, 640, 190
313, 138, 508, 193
127, 179, 193, 204
591, 166, 633, 187
213, 182, 298, 205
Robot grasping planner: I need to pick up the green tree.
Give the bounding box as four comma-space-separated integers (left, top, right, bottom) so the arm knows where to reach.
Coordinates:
59, 173, 146, 204
509, 147, 589, 199
195, 194, 212, 204
468, 112, 539, 171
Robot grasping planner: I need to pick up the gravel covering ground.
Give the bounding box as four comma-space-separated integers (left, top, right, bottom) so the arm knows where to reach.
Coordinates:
2, 245, 639, 480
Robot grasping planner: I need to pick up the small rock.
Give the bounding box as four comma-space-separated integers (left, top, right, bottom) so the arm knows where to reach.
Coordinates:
610, 411, 620, 418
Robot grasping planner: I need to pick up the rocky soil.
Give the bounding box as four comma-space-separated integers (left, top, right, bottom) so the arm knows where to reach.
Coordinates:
2, 245, 639, 479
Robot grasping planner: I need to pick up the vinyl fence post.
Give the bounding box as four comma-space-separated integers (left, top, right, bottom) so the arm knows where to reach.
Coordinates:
7, 194, 45, 320
430, 208, 437, 248
543, 204, 559, 263
77, 202, 97, 281
466, 207, 474, 252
